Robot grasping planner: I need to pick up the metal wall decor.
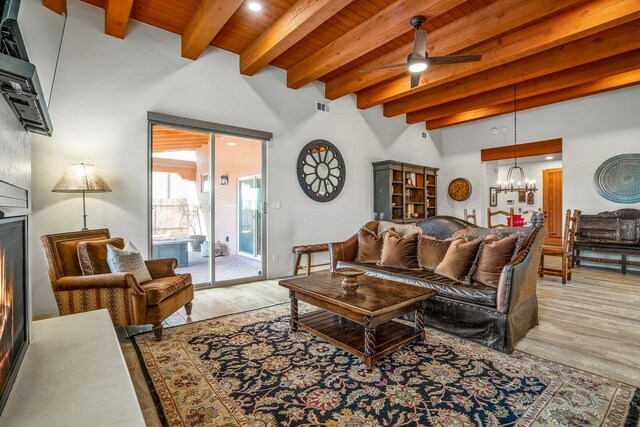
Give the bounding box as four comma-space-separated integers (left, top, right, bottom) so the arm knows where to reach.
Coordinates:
297, 140, 346, 202
593, 153, 640, 204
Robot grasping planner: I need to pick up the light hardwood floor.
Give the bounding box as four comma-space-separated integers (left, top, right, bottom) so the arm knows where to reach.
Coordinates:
119, 262, 640, 426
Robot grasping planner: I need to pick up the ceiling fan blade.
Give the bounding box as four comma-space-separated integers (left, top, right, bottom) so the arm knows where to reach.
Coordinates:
428, 54, 482, 65
410, 72, 421, 89
412, 29, 426, 60
359, 63, 408, 73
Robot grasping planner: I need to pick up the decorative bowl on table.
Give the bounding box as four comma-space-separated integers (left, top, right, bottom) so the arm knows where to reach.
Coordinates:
333, 267, 366, 292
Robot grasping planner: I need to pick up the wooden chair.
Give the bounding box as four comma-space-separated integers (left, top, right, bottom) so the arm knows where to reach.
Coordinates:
292, 243, 329, 276
463, 208, 477, 225
539, 209, 580, 284
519, 208, 542, 225
487, 208, 514, 229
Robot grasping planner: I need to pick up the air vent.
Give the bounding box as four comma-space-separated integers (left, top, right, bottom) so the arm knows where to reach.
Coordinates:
316, 101, 330, 112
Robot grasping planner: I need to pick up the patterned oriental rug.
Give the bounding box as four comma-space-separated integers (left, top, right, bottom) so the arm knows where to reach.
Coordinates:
132, 303, 640, 426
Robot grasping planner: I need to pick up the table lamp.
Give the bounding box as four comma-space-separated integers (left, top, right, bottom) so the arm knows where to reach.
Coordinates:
51, 163, 112, 230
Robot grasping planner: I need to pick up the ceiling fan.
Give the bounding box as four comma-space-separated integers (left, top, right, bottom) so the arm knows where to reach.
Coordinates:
360, 16, 482, 88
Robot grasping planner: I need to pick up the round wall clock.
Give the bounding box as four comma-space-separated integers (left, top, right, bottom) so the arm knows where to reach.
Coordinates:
296, 140, 346, 202
448, 178, 472, 201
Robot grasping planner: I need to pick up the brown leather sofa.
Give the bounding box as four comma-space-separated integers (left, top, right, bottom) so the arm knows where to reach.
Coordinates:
41, 229, 194, 340
329, 216, 544, 353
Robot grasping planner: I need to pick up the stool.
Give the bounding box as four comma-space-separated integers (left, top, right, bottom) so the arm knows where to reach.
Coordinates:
292, 243, 329, 276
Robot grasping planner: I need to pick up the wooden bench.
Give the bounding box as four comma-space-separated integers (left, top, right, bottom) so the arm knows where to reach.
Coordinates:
292, 243, 329, 276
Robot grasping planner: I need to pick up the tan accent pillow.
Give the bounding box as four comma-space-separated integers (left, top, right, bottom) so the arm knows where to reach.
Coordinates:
378, 221, 420, 237
377, 230, 420, 270
473, 235, 518, 288
417, 236, 452, 270
78, 238, 126, 275
435, 238, 482, 282
356, 227, 384, 264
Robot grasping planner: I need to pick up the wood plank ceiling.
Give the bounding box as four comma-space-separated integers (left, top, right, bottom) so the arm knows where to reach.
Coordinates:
47, 0, 640, 129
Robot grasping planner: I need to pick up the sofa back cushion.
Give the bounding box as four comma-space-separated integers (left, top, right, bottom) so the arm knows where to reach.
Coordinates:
435, 238, 482, 282
416, 216, 474, 240
78, 238, 126, 275
378, 231, 420, 270
472, 235, 518, 288
355, 227, 383, 264
417, 236, 452, 270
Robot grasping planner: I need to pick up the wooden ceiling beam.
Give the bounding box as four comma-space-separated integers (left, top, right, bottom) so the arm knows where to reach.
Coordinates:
105, 0, 134, 39
358, 0, 640, 111
324, 0, 580, 100
181, 0, 244, 60
380, 19, 640, 117
407, 49, 640, 123
481, 139, 563, 162
240, 0, 353, 76
425, 70, 640, 129
286, 0, 467, 89
42, 0, 66, 15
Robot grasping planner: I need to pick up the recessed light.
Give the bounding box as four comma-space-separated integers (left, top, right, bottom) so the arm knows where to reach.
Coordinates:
408, 61, 427, 73
227, 142, 237, 146
545, 156, 554, 160
247, 1, 262, 12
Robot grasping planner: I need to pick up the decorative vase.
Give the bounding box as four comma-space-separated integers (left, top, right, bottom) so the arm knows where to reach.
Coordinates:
334, 267, 366, 293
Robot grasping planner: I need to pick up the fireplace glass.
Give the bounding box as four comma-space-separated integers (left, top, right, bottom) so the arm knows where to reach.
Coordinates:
0, 217, 28, 414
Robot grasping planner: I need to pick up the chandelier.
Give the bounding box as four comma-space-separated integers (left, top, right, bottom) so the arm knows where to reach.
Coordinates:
496, 85, 537, 194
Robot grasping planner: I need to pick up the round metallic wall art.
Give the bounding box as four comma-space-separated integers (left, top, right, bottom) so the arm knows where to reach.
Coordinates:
593, 153, 640, 204
297, 140, 346, 202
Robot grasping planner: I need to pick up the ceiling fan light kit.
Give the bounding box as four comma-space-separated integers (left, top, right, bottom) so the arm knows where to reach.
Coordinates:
359, 16, 482, 89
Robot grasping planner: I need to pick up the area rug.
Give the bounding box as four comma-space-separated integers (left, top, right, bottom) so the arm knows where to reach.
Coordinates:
132, 303, 639, 426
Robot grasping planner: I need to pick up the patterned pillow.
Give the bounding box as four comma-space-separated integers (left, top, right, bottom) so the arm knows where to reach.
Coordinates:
106, 242, 152, 283
378, 221, 420, 237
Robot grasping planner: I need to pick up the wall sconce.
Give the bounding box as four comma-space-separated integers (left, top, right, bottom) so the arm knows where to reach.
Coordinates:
219, 175, 229, 185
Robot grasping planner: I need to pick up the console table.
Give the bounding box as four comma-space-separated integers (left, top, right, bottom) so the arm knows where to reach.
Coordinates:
0, 310, 145, 426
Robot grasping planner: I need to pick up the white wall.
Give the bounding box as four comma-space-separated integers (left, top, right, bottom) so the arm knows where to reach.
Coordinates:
437, 85, 640, 227
28, 1, 441, 317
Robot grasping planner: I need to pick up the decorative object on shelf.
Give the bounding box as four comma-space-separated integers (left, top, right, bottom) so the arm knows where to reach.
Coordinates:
406, 177, 414, 186
495, 85, 538, 194
527, 191, 535, 205
51, 163, 112, 231
218, 174, 228, 186
593, 153, 640, 203
447, 177, 472, 201
297, 140, 345, 202
333, 267, 366, 294
518, 190, 526, 203
489, 187, 498, 207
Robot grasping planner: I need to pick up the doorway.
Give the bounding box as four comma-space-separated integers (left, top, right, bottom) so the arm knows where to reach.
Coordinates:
543, 168, 563, 246
148, 115, 270, 287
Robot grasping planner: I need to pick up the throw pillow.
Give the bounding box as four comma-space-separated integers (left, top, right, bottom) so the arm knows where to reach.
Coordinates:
377, 230, 420, 270
106, 242, 152, 283
435, 238, 482, 282
78, 238, 125, 275
417, 235, 452, 270
378, 221, 420, 237
356, 227, 384, 264
473, 234, 518, 288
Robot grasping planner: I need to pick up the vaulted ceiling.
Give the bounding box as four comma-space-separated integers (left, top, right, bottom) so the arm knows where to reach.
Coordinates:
43, 0, 640, 129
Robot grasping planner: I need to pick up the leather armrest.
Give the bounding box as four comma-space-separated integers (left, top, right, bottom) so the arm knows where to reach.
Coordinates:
145, 258, 178, 279
52, 273, 144, 294
329, 234, 358, 271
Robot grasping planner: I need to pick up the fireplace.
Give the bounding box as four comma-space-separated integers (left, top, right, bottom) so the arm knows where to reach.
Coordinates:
0, 180, 29, 415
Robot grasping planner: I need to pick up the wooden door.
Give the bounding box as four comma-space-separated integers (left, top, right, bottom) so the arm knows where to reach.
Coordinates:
543, 168, 563, 246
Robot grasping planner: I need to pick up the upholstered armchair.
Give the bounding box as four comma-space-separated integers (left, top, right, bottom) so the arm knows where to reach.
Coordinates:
41, 229, 194, 340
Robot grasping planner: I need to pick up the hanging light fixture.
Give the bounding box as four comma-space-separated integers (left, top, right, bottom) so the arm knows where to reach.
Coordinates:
496, 85, 537, 194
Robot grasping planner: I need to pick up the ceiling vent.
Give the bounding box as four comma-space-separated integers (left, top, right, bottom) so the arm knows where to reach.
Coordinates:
316, 101, 330, 113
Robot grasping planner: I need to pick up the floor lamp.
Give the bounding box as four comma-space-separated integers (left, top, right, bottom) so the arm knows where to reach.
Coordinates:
51, 163, 112, 231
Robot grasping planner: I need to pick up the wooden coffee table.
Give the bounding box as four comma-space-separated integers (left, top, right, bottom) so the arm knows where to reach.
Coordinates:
279, 271, 437, 368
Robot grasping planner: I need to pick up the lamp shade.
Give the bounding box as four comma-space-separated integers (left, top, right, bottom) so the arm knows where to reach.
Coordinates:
51, 163, 112, 193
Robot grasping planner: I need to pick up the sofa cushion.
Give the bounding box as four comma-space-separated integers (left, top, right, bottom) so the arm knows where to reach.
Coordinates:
417, 236, 452, 270
473, 235, 518, 288
378, 231, 420, 270
355, 227, 383, 264
337, 260, 497, 307
378, 221, 420, 237
107, 242, 153, 283
78, 238, 125, 275
141, 274, 192, 306
435, 238, 482, 283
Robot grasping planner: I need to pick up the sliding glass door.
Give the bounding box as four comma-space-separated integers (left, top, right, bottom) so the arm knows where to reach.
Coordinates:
149, 121, 266, 287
